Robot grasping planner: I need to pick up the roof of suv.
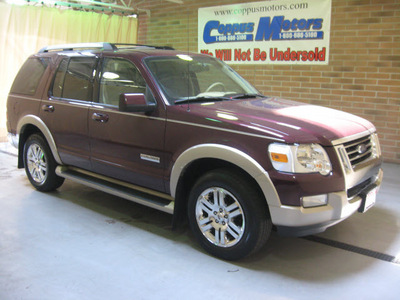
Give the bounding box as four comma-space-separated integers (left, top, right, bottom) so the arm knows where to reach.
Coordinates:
38, 42, 175, 53
36, 42, 203, 59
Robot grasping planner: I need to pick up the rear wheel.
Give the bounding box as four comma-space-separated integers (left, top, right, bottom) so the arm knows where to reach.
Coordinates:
188, 169, 271, 260
23, 134, 64, 192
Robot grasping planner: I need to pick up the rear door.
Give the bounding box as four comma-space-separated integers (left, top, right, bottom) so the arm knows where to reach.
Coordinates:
88, 57, 166, 192
40, 55, 98, 170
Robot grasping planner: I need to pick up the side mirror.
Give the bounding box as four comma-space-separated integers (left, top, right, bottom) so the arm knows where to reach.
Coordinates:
119, 93, 156, 113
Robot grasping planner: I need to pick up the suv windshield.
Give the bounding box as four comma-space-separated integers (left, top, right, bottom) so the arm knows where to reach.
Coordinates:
145, 55, 261, 105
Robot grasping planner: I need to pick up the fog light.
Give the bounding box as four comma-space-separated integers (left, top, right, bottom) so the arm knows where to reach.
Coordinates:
302, 194, 328, 208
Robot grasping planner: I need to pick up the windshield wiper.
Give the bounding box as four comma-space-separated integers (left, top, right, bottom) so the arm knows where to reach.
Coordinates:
174, 93, 264, 104
229, 93, 265, 99
174, 96, 232, 105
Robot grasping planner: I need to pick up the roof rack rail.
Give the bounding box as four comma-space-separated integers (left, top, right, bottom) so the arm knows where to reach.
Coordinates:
38, 42, 116, 53
112, 43, 175, 50
38, 42, 174, 53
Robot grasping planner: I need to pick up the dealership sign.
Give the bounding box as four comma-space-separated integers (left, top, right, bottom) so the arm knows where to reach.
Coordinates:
198, 0, 331, 65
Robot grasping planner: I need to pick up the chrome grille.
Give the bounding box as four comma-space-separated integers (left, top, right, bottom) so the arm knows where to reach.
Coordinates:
343, 135, 372, 167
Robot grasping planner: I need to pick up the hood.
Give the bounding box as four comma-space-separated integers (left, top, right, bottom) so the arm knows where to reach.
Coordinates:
182, 97, 375, 145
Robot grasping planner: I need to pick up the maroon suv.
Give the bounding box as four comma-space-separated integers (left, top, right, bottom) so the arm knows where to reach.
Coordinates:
7, 43, 383, 260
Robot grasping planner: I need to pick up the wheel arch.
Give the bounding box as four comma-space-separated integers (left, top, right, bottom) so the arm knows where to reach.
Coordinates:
170, 144, 281, 226
17, 115, 62, 168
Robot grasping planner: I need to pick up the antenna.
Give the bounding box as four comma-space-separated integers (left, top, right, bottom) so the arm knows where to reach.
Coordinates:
186, 5, 191, 112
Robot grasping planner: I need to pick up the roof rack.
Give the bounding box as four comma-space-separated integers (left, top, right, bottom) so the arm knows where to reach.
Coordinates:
112, 43, 175, 50
38, 43, 116, 53
38, 42, 174, 53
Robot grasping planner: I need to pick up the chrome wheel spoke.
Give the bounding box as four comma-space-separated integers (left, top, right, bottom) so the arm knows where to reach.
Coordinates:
195, 186, 245, 248
219, 229, 226, 246
198, 216, 211, 226
26, 143, 48, 184
217, 189, 226, 207
227, 223, 241, 240
200, 222, 213, 233
39, 162, 47, 172
214, 228, 220, 245
226, 202, 239, 212
198, 197, 214, 216
213, 228, 227, 246
229, 209, 241, 219
226, 202, 241, 219
37, 168, 45, 181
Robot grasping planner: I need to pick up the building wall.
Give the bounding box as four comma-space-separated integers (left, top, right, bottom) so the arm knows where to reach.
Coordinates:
137, 0, 400, 163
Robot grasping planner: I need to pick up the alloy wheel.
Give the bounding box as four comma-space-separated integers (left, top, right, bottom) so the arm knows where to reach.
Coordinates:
195, 187, 245, 248
26, 143, 48, 184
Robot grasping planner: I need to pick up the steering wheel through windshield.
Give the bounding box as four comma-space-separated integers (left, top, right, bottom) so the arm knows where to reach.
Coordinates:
205, 82, 226, 93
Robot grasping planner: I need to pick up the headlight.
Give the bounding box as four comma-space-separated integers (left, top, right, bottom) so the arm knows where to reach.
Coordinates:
268, 143, 332, 175
370, 133, 381, 159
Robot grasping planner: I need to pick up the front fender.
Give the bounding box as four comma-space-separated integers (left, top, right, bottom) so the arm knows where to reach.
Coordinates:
170, 143, 281, 208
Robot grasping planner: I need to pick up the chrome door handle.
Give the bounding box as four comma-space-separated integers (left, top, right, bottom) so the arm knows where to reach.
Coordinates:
42, 105, 54, 112
92, 113, 109, 123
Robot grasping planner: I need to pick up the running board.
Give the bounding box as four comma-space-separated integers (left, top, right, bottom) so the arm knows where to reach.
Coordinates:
55, 166, 174, 214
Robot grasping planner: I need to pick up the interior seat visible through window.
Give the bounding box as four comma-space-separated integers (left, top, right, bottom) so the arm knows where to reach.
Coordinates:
99, 58, 147, 106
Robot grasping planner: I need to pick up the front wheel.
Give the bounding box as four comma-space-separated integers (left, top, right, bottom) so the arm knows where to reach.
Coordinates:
188, 169, 272, 260
23, 134, 64, 192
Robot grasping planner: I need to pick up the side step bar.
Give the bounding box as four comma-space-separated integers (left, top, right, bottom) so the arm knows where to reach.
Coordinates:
56, 166, 174, 214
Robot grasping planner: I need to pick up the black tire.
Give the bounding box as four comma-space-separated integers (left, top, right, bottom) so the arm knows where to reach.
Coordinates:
188, 168, 272, 260
23, 133, 64, 192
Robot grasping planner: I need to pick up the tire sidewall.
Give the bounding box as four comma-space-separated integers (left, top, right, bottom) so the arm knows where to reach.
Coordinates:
188, 169, 270, 260
23, 134, 63, 192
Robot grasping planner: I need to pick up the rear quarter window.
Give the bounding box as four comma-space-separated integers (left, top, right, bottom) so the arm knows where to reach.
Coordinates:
10, 58, 49, 95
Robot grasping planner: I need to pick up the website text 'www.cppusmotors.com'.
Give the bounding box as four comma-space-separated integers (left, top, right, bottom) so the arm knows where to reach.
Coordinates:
213, 2, 309, 16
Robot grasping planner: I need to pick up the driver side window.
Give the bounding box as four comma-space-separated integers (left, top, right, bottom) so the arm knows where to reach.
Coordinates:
99, 58, 147, 106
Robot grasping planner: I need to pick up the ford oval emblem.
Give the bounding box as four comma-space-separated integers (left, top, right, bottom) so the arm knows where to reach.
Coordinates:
357, 144, 368, 154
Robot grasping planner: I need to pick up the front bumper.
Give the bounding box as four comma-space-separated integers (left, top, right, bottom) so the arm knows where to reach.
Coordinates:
271, 166, 383, 237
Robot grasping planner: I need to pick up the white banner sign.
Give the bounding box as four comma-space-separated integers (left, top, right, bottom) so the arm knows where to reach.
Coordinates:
198, 0, 331, 65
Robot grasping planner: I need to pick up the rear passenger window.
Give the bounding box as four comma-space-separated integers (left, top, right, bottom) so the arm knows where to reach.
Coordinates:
51, 57, 97, 101
10, 58, 49, 95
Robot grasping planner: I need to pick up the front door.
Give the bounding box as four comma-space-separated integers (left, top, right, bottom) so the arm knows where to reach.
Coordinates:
89, 57, 166, 192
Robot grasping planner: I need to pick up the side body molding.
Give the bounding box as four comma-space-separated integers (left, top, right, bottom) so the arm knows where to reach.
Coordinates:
170, 144, 281, 208
17, 115, 63, 165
